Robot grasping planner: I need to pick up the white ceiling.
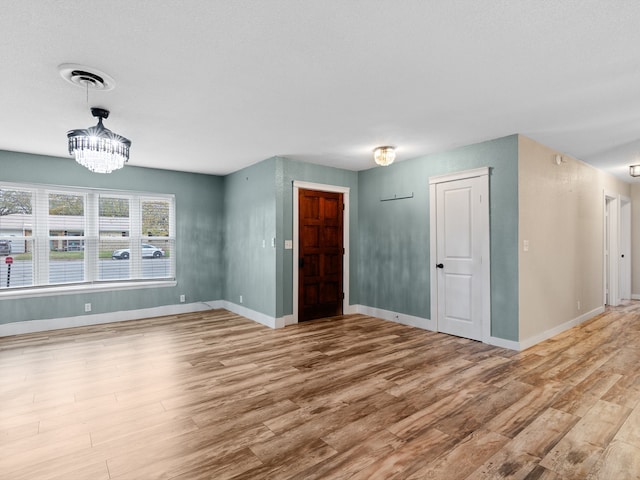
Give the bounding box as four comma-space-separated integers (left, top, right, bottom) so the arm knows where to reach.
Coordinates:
2, 1, 640, 181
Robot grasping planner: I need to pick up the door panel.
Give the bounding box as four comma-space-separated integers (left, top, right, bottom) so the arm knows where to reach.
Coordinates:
444, 274, 473, 321
436, 177, 483, 341
444, 188, 472, 258
299, 189, 344, 321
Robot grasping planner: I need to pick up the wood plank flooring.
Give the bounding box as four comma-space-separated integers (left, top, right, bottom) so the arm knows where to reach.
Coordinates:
2, 303, 640, 479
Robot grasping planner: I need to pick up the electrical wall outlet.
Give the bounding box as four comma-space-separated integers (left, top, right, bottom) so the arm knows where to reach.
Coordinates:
180, 294, 186, 303
84, 303, 91, 312
239, 295, 243, 304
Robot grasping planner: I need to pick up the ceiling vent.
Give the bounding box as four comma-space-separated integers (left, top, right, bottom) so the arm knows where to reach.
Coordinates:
58, 63, 116, 91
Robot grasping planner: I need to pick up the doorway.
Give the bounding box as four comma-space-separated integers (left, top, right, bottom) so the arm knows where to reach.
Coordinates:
604, 195, 615, 305
292, 181, 350, 324
429, 167, 490, 342
604, 193, 631, 306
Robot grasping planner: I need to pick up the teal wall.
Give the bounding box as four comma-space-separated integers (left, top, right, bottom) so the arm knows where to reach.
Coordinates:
0, 150, 224, 324
223, 156, 358, 319
1, 136, 518, 342
276, 157, 359, 318
357, 135, 519, 341
223, 158, 278, 316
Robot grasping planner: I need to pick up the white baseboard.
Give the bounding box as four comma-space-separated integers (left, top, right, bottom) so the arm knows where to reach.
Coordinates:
3, 299, 599, 352
344, 304, 359, 315
632, 294, 640, 300
1, 300, 291, 337
487, 336, 520, 351
215, 301, 286, 329
352, 305, 520, 351
354, 304, 435, 331
518, 305, 605, 351
0, 301, 218, 337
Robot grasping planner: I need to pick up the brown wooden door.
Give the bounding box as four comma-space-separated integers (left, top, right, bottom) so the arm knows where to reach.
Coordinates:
299, 189, 344, 321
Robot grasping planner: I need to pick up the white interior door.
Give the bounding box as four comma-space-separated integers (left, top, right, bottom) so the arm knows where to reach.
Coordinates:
430, 169, 489, 342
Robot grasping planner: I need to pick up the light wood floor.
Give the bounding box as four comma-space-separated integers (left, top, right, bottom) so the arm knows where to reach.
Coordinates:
2, 305, 640, 479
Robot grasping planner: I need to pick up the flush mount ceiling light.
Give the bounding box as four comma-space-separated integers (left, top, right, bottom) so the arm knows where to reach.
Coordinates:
59, 64, 131, 173
373, 146, 396, 166
67, 108, 131, 174
630, 165, 640, 177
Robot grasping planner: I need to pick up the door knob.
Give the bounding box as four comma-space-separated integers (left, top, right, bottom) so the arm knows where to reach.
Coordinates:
436, 263, 444, 269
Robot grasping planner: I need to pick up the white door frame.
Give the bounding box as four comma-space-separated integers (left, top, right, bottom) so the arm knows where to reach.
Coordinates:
603, 191, 631, 306
620, 196, 631, 300
292, 181, 350, 325
429, 167, 491, 342
604, 191, 619, 306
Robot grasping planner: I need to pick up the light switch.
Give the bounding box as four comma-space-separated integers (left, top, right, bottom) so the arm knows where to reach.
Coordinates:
284, 240, 293, 250
523, 240, 529, 252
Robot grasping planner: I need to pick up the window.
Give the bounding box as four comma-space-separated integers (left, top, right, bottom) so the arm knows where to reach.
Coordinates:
0, 182, 175, 292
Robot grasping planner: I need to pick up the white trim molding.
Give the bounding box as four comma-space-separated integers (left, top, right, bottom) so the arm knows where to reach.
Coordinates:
0, 279, 177, 300
428, 166, 490, 185
518, 305, 605, 351
0, 300, 294, 337
603, 191, 620, 306
487, 336, 520, 351
0, 300, 217, 337
355, 304, 434, 331
218, 301, 286, 329
355, 304, 519, 350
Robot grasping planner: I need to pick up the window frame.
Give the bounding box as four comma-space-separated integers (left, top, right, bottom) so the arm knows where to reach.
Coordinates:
0, 181, 176, 299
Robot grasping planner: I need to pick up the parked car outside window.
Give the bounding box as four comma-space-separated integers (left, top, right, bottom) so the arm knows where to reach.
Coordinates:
112, 244, 164, 260
0, 240, 11, 255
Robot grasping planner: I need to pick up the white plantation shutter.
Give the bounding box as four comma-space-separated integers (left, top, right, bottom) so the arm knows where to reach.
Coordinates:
0, 187, 34, 287
0, 182, 175, 291
140, 198, 174, 279
47, 192, 86, 285
98, 195, 131, 281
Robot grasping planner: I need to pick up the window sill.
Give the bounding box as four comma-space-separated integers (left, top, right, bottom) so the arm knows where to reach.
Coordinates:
0, 279, 177, 300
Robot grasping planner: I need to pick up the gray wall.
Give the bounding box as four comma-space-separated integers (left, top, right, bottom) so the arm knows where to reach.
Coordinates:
223, 156, 358, 319
277, 157, 359, 318
0, 150, 224, 324
2, 136, 519, 342
357, 135, 519, 341
223, 158, 278, 316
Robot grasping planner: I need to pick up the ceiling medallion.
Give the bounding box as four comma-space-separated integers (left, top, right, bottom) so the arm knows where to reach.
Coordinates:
58, 63, 116, 90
